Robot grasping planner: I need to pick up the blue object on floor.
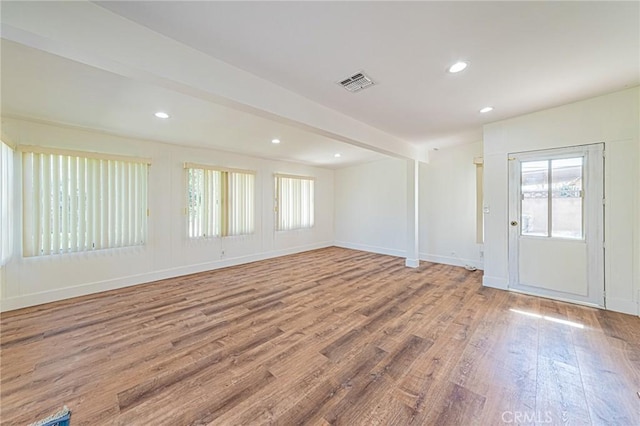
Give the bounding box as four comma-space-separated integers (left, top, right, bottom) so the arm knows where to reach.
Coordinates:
29, 406, 71, 426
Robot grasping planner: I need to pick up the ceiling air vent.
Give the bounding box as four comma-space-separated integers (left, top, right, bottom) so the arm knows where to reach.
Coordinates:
338, 71, 375, 93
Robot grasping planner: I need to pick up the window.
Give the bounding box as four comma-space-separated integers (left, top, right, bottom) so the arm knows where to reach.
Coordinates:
473, 156, 484, 244
186, 163, 255, 238
1, 141, 14, 265
275, 174, 314, 231
520, 157, 583, 239
22, 146, 149, 257
187, 167, 221, 238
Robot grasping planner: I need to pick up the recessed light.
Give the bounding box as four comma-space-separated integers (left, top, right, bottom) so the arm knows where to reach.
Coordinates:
334, 153, 341, 158
271, 139, 281, 144
448, 61, 468, 73
479, 106, 494, 113
154, 112, 170, 119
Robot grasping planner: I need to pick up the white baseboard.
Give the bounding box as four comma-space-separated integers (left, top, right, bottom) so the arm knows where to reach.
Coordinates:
8, 242, 634, 318
405, 258, 420, 268
420, 253, 484, 271
0, 241, 333, 312
606, 297, 639, 316
483, 275, 508, 290
481, 277, 637, 316
333, 241, 406, 258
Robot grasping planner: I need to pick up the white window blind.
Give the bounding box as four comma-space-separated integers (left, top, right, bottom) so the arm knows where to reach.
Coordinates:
187, 168, 221, 238
1, 141, 14, 265
227, 172, 255, 236
275, 174, 314, 231
22, 149, 149, 257
474, 157, 484, 244
186, 164, 255, 238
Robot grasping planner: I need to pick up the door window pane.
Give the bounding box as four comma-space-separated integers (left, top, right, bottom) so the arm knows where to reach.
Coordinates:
551, 158, 583, 238
521, 160, 549, 236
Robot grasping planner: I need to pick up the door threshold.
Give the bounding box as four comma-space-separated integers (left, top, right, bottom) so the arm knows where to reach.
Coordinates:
507, 287, 604, 310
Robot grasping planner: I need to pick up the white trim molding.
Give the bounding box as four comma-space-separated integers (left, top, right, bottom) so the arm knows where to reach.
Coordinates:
333, 241, 406, 258
0, 241, 332, 312
483, 275, 509, 290
420, 253, 484, 271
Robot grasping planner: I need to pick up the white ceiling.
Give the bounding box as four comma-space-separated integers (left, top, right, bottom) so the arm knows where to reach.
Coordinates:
0, 40, 386, 168
96, 1, 639, 147
1, 1, 638, 167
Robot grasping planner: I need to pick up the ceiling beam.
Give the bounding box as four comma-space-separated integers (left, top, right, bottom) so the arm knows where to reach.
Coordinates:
1, 1, 426, 162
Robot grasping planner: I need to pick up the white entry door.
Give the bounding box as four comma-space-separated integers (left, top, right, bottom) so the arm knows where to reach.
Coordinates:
508, 144, 604, 307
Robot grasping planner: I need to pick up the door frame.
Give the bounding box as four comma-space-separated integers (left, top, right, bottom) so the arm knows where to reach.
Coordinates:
508, 143, 605, 307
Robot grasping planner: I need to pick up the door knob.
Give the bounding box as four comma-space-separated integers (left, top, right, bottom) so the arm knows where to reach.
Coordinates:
510, 220, 518, 226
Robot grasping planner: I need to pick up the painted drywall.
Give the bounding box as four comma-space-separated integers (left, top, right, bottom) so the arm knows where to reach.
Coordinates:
2, 1, 421, 161
334, 148, 484, 270
419, 141, 483, 269
0, 117, 334, 311
483, 87, 639, 315
334, 158, 407, 257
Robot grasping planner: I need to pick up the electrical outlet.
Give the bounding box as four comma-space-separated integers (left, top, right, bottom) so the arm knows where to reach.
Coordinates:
479, 250, 484, 259
221, 250, 226, 258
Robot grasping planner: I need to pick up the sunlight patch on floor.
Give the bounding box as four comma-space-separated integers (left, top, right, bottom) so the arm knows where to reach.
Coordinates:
509, 308, 585, 329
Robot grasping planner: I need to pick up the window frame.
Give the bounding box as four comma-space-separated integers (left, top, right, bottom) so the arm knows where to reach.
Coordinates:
274, 173, 315, 232
473, 157, 484, 244
519, 155, 585, 240
20, 145, 151, 257
1, 140, 15, 265
185, 162, 256, 239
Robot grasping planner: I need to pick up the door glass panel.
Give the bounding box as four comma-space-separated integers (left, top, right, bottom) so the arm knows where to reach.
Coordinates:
551, 157, 583, 239
521, 160, 549, 236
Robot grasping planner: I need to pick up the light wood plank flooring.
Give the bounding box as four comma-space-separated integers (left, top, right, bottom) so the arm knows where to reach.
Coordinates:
1, 247, 639, 425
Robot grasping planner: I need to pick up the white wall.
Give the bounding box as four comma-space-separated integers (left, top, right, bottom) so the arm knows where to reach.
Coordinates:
0, 117, 334, 311
483, 87, 639, 316
334, 158, 407, 257
334, 148, 484, 270
419, 141, 483, 269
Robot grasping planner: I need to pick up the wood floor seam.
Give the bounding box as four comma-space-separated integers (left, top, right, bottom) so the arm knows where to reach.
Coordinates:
1, 247, 638, 425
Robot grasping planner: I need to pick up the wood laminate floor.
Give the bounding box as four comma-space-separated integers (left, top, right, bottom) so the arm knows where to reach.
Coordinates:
1, 247, 639, 425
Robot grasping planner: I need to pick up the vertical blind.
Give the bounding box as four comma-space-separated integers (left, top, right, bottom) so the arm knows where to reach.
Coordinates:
275, 174, 314, 231
186, 164, 255, 238
0, 141, 13, 265
227, 172, 255, 236
187, 168, 221, 238
22, 149, 149, 257
473, 157, 484, 244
